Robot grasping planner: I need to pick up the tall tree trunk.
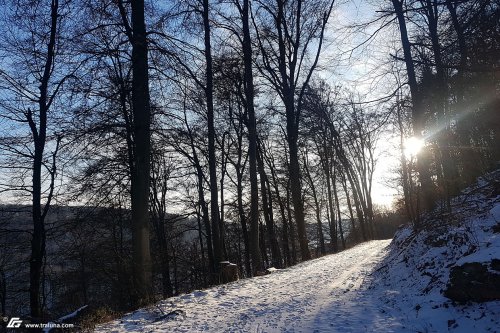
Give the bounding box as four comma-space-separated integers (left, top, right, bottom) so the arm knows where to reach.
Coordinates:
129, 0, 153, 305
275, 0, 310, 261
195, 211, 208, 287
196, 169, 215, 274
396, 99, 417, 224
424, 0, 458, 207
29, 0, 59, 319
445, 0, 472, 187
259, 222, 269, 267
265, 177, 282, 266
241, 0, 261, 275
344, 167, 367, 241
202, 0, 223, 268
183, 101, 215, 274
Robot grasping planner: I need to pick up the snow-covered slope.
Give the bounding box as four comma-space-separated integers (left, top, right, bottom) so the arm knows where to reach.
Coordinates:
370, 171, 500, 332
95, 172, 500, 333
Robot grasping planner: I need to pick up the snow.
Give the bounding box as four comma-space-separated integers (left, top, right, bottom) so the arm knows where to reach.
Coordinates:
371, 171, 500, 332
95, 235, 499, 332
491, 203, 500, 221
95, 172, 500, 333
96, 240, 395, 333
59, 305, 89, 322
43, 305, 88, 333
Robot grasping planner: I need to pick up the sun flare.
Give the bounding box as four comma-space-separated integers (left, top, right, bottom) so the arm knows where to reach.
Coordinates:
404, 136, 424, 158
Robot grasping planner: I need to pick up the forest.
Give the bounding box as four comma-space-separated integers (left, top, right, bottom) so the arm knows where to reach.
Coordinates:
0, 0, 498, 325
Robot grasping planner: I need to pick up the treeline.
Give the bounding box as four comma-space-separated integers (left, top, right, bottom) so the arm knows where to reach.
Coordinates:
0, 0, 498, 323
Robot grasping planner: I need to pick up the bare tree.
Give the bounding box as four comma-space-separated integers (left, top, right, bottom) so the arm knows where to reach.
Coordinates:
253, 0, 335, 260
0, 0, 74, 318
116, 0, 153, 305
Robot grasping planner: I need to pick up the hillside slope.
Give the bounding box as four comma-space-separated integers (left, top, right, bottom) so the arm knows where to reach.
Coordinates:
95, 172, 500, 333
370, 170, 500, 332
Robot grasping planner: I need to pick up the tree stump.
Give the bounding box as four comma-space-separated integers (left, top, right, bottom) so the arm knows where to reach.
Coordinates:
220, 262, 239, 283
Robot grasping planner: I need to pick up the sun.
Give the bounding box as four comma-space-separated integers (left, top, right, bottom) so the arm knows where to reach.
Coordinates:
404, 136, 424, 158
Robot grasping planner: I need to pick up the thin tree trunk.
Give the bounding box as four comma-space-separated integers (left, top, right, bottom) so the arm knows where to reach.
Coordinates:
259, 222, 269, 268
341, 177, 357, 242
182, 100, 215, 274
241, 0, 261, 276
332, 169, 345, 250
323, 145, 338, 252
196, 211, 207, 287
396, 100, 416, 224
236, 167, 251, 276
257, 143, 282, 268
220, 135, 228, 259
29, 0, 59, 319
286, 183, 297, 264
302, 153, 326, 255
267, 152, 291, 267
197, 170, 215, 274
202, 0, 223, 268
345, 167, 367, 241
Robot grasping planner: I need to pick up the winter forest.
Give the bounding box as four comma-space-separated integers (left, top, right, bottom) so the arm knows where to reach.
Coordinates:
0, 0, 498, 329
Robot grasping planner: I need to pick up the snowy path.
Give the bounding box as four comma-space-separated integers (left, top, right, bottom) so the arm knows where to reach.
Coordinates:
96, 240, 395, 333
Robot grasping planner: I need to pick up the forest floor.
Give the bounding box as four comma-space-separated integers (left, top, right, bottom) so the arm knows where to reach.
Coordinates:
95, 172, 500, 333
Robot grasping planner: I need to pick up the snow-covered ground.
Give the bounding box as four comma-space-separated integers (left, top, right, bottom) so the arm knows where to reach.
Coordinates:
372, 172, 500, 333
96, 240, 396, 333
96, 172, 500, 333
96, 236, 499, 332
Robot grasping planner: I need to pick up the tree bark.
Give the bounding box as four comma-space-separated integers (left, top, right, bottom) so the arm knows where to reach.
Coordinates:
202, 0, 223, 268
129, 0, 153, 305
29, 0, 59, 319
241, 0, 261, 275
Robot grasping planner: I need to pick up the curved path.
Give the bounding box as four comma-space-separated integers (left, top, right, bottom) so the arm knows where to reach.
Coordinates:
96, 240, 392, 333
